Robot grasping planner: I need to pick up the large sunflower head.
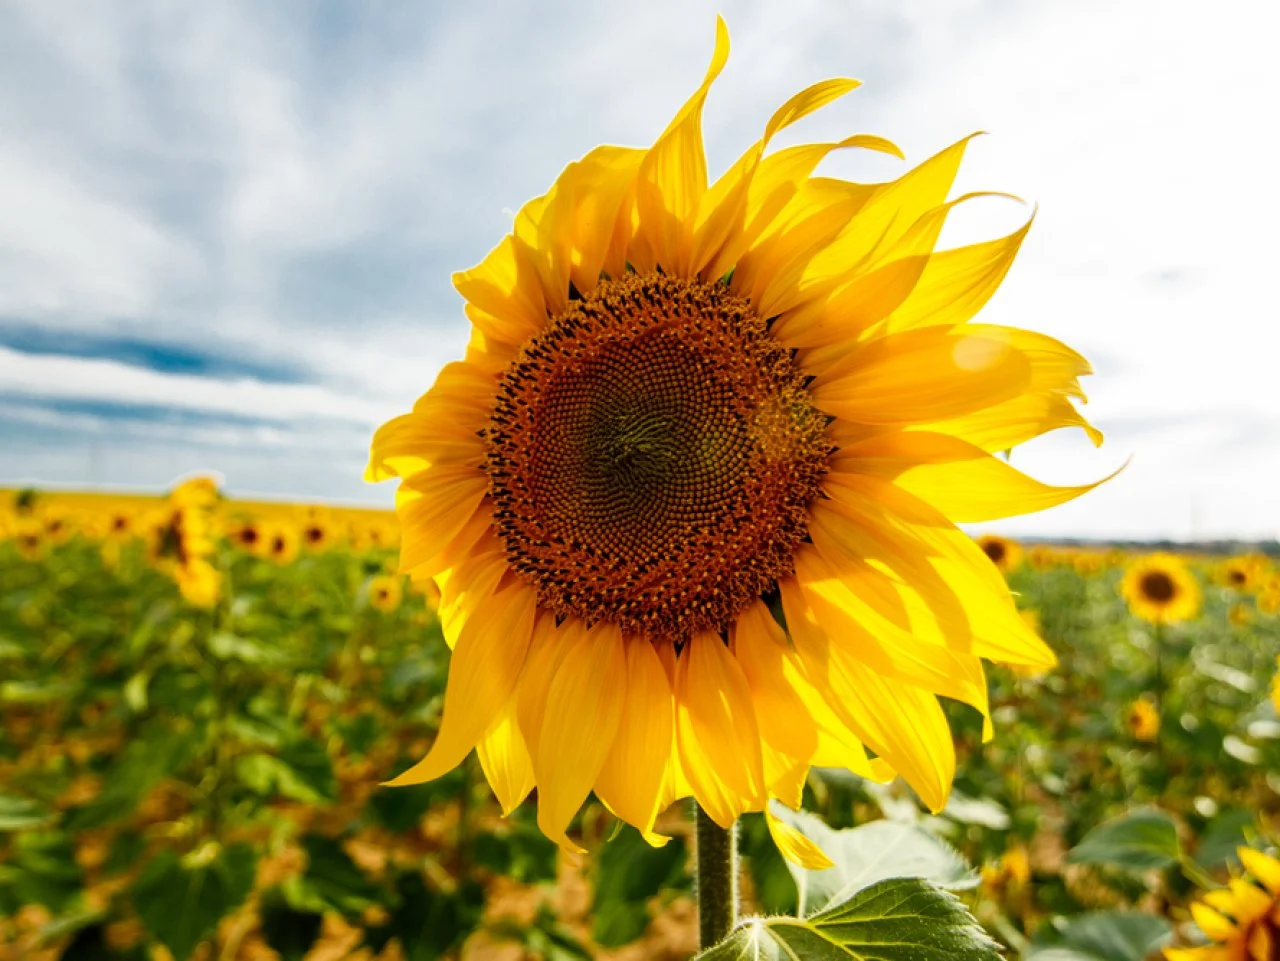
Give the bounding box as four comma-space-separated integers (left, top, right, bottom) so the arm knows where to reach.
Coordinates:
1167, 848, 1280, 961
1121, 553, 1202, 625
367, 20, 1106, 858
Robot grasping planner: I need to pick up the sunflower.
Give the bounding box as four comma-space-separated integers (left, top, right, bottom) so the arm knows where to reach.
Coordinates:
1125, 696, 1160, 742
1219, 555, 1267, 592
297, 506, 333, 551
263, 523, 300, 566
148, 481, 221, 607
1270, 656, 1280, 714
13, 518, 43, 562
104, 509, 138, 543
1167, 848, 1280, 961
228, 519, 265, 555
367, 19, 1105, 859
976, 535, 1022, 574
368, 574, 404, 613
1121, 554, 1202, 625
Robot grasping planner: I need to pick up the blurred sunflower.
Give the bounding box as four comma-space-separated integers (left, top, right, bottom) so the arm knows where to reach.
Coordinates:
368, 20, 1107, 858
104, 509, 137, 543
41, 507, 73, 545
263, 524, 300, 565
298, 506, 333, 551
1219, 555, 1266, 592
1121, 554, 1201, 625
1271, 656, 1280, 714
228, 519, 265, 554
1167, 848, 1280, 961
368, 575, 404, 613
14, 518, 43, 561
1261, 580, 1280, 616
1125, 696, 1160, 742
148, 481, 221, 608
976, 535, 1022, 574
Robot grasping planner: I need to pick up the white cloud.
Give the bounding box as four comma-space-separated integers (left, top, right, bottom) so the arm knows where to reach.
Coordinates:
1, 0, 1276, 537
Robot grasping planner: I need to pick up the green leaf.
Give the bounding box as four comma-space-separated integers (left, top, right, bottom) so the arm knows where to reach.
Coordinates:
64, 725, 194, 830
771, 807, 977, 916
362, 871, 484, 961
281, 834, 381, 916
1067, 809, 1181, 871
472, 815, 559, 884
234, 739, 335, 804
0, 830, 84, 914
0, 791, 55, 831
591, 825, 687, 947
1026, 911, 1172, 961
1194, 810, 1255, 868
259, 890, 324, 961
695, 877, 1000, 961
131, 844, 257, 961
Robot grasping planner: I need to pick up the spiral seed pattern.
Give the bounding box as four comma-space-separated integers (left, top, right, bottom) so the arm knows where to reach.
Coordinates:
484, 274, 829, 637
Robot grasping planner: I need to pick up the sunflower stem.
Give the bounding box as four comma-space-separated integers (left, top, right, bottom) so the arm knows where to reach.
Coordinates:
694, 805, 737, 949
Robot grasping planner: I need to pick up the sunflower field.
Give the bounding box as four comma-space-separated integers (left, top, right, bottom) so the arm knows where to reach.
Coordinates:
0, 481, 1278, 961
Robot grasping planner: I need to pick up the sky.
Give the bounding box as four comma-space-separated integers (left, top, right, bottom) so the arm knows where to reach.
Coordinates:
0, 0, 1276, 541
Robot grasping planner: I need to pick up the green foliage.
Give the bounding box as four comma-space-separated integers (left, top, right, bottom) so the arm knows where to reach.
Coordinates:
771, 806, 978, 916
695, 878, 1001, 961
130, 844, 257, 961
1066, 809, 1181, 870
591, 824, 688, 946
1025, 911, 1172, 961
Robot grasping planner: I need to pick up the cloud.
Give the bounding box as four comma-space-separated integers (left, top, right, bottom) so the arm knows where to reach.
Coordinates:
0, 0, 1276, 537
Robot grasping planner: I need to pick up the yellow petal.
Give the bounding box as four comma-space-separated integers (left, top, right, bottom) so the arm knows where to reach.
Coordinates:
1191, 902, 1238, 941
395, 466, 490, 576
782, 576, 955, 811
1240, 848, 1280, 896
515, 614, 581, 764
534, 622, 628, 851
514, 145, 647, 306
809, 325, 1031, 425
916, 327, 1101, 450
817, 477, 1056, 669
476, 701, 535, 815
833, 429, 1113, 522
595, 637, 676, 847
712, 136, 899, 288
885, 213, 1033, 333
691, 78, 862, 277
731, 599, 819, 763
1249, 924, 1273, 961
771, 193, 1024, 348
452, 234, 548, 346
790, 544, 991, 722
633, 16, 730, 275
1229, 878, 1273, 924
385, 581, 538, 786
675, 632, 766, 827
766, 805, 834, 870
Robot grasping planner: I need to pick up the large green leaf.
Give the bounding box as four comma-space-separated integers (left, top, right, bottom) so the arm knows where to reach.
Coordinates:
591, 825, 687, 947
1026, 911, 1172, 961
131, 844, 257, 961
1194, 809, 1255, 868
695, 877, 1000, 961
1066, 809, 1180, 871
772, 807, 977, 916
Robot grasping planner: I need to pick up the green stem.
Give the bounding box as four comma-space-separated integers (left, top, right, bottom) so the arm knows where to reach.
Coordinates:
695, 804, 737, 950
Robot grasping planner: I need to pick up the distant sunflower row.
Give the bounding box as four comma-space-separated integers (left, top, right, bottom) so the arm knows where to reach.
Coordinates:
0, 481, 400, 608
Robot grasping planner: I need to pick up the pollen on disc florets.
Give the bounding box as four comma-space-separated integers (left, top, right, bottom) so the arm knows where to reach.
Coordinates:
483, 273, 830, 638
